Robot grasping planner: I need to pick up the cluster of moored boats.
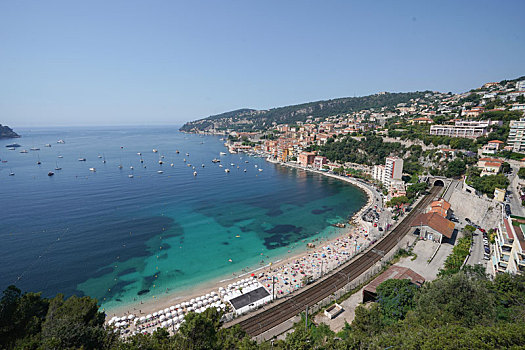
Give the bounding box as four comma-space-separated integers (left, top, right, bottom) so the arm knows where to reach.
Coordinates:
3, 140, 264, 177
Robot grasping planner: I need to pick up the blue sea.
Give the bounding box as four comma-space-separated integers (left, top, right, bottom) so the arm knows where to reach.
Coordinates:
0, 126, 366, 312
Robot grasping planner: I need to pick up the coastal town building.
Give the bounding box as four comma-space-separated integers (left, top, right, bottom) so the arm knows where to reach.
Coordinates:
429, 120, 493, 139
411, 212, 455, 243
372, 165, 386, 183
508, 118, 525, 152
491, 217, 525, 275
313, 156, 328, 170
298, 151, 316, 167
384, 157, 403, 188
477, 157, 504, 176
481, 140, 504, 154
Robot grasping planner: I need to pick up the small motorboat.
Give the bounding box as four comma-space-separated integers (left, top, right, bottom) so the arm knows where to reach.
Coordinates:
244, 169, 247, 172
89, 168, 96, 172
128, 174, 134, 178
212, 158, 220, 163
78, 158, 86, 161
159, 160, 163, 164
30, 147, 40, 151
193, 171, 197, 176
170, 163, 174, 167
57, 140, 65, 144
176, 150, 180, 154
220, 152, 226, 155
157, 170, 163, 174
137, 152, 142, 155
20, 149, 28, 153
186, 153, 190, 156
153, 149, 158, 153
9, 171, 14, 176
48, 171, 54, 176
258, 169, 263, 172
225, 169, 230, 173
58, 155, 63, 158
45, 144, 51, 147
201, 164, 205, 167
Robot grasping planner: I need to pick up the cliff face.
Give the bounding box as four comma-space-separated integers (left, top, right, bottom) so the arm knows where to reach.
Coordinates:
0, 124, 20, 139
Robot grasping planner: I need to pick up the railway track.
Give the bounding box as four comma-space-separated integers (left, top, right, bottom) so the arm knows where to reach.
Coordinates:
236, 185, 441, 336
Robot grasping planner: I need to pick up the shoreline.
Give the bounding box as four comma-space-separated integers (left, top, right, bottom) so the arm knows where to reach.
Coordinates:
104, 158, 375, 324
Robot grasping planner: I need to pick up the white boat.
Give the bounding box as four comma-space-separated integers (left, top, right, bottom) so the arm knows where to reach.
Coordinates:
30, 147, 40, 151
225, 169, 230, 173
201, 164, 205, 167
159, 160, 163, 164
170, 163, 174, 167
254, 165, 258, 168
55, 162, 61, 170
130, 166, 134, 170
118, 164, 123, 169
153, 149, 158, 153
58, 155, 63, 158
9, 171, 14, 176
258, 169, 263, 172
183, 158, 186, 162
78, 158, 86, 161
20, 149, 28, 153
157, 170, 164, 174
45, 144, 51, 147
7, 147, 15, 150
128, 174, 134, 178
98, 155, 102, 158
211, 158, 220, 163
187, 164, 191, 167
89, 168, 96, 172
244, 169, 247, 172
57, 140, 65, 144
186, 153, 189, 156
230, 163, 234, 166
137, 152, 141, 155
220, 152, 226, 155
219, 164, 223, 168
193, 171, 197, 176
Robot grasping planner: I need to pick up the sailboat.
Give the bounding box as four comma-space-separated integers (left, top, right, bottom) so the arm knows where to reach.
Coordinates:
37, 155, 41, 165
102, 154, 106, 164
9, 169, 14, 176
55, 161, 62, 170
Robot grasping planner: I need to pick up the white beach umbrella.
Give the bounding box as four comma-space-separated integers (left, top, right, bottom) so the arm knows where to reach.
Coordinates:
190, 298, 195, 303
159, 315, 166, 321
164, 308, 170, 313
146, 314, 152, 320
128, 314, 135, 320
161, 321, 167, 327
139, 316, 146, 322
170, 306, 175, 311
176, 304, 181, 309
205, 293, 211, 298
153, 312, 158, 318
108, 319, 115, 325
167, 319, 173, 325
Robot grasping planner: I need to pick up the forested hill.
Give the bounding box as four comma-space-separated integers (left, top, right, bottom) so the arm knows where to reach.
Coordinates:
0, 124, 20, 139
179, 91, 431, 132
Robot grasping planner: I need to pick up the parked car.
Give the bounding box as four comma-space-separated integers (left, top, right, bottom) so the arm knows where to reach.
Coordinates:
466, 218, 471, 223
378, 227, 383, 231
484, 254, 490, 260
485, 246, 490, 254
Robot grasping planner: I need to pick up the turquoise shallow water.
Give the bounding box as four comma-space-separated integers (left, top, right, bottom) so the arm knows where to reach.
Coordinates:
0, 126, 366, 313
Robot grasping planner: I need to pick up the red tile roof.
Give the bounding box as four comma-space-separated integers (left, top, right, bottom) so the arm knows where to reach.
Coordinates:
411, 212, 455, 238
364, 266, 425, 295
488, 140, 504, 144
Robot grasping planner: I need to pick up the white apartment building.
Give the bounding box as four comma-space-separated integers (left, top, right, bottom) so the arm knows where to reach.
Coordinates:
508, 118, 525, 152
491, 217, 525, 275
429, 120, 492, 139
384, 157, 404, 188
372, 165, 385, 183
372, 157, 403, 188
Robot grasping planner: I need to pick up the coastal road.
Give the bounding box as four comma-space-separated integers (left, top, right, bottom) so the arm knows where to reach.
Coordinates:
231, 185, 442, 337
507, 164, 525, 217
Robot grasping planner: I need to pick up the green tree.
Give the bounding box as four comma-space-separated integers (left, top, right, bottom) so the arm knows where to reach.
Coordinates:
376, 279, 417, 322
445, 158, 466, 178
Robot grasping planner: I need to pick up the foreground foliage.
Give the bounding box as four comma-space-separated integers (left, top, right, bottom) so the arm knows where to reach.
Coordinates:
2, 269, 525, 349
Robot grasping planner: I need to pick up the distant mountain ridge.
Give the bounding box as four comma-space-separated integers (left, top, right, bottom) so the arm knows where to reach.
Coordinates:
0, 124, 20, 139
180, 91, 432, 132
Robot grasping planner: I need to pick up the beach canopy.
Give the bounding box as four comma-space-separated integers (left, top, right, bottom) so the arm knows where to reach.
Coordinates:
170, 306, 175, 311
128, 314, 135, 320
153, 312, 158, 317
146, 314, 152, 319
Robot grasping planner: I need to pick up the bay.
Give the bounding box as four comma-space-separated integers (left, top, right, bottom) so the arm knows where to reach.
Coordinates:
0, 126, 366, 312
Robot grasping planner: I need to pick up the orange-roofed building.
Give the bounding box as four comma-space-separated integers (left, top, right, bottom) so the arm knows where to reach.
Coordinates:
411, 212, 455, 243
429, 199, 451, 218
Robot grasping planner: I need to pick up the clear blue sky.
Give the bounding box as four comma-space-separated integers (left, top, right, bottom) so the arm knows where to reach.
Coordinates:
1, 0, 524, 127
